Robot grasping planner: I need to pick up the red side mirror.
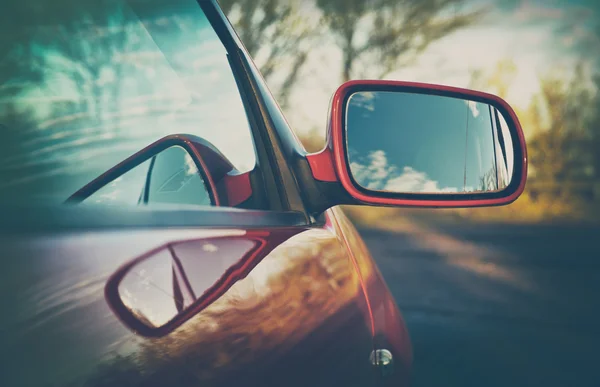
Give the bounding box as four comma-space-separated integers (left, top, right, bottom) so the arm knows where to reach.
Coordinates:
308, 80, 528, 208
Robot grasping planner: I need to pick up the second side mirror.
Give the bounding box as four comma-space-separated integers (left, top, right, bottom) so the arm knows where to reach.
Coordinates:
66, 134, 252, 207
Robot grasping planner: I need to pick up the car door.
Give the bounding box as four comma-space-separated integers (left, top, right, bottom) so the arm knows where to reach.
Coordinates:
0, 0, 379, 386
1, 207, 379, 387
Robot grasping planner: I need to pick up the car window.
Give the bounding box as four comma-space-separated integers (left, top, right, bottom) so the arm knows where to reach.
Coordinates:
0, 0, 255, 205
83, 159, 151, 206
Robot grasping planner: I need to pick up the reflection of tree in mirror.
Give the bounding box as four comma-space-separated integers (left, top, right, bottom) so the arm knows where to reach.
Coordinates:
477, 158, 499, 192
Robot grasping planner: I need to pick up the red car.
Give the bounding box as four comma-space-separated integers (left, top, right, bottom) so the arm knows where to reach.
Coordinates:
0, 0, 527, 386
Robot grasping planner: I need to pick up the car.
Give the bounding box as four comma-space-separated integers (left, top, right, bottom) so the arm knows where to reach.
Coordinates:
0, 0, 527, 386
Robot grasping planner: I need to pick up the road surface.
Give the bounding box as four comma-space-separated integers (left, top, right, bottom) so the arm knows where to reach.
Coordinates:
359, 220, 600, 387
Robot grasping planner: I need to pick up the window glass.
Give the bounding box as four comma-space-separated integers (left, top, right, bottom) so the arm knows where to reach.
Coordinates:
0, 0, 255, 205
83, 159, 150, 205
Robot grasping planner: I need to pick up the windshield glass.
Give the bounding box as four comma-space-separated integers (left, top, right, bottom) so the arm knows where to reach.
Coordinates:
0, 0, 256, 204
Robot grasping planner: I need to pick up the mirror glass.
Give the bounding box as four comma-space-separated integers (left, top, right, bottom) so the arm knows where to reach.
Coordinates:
83, 145, 212, 206
345, 91, 515, 194
117, 238, 257, 328
146, 146, 212, 206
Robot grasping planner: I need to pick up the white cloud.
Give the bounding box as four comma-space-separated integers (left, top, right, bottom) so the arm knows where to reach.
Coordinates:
384, 166, 459, 193
466, 100, 480, 118
348, 92, 376, 112
350, 149, 397, 190
349, 150, 460, 193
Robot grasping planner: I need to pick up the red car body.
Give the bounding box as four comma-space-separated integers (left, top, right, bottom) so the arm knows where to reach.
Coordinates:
0, 205, 412, 387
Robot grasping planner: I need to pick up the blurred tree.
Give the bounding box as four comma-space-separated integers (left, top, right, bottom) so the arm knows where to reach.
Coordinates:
527, 63, 595, 185
589, 72, 600, 182
469, 59, 517, 100
219, 0, 318, 107
465, 58, 599, 207
468, 58, 537, 137
316, 0, 486, 82
297, 127, 325, 153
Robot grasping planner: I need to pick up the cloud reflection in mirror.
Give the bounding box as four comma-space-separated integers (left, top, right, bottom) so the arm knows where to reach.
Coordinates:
346, 91, 515, 194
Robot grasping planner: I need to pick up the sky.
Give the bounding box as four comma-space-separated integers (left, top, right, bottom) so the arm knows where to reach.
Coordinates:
284, 0, 600, 136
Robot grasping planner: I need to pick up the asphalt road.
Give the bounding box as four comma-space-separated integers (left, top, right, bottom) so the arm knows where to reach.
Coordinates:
358, 221, 600, 387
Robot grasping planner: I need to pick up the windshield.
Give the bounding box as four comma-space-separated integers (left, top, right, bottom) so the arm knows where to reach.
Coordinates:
0, 0, 256, 204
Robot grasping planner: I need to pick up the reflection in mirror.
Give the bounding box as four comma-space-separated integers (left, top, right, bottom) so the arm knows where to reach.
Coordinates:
117, 238, 257, 328
345, 91, 514, 194
82, 145, 212, 207
146, 146, 212, 206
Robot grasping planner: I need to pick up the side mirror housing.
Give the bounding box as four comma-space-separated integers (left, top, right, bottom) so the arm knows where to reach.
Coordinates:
307, 80, 528, 208
66, 134, 252, 207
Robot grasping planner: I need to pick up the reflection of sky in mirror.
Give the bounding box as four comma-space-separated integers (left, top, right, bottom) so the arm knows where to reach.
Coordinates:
119, 249, 179, 327
0, 0, 255, 203
497, 112, 515, 178
117, 237, 257, 328
147, 146, 212, 206
346, 91, 513, 193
